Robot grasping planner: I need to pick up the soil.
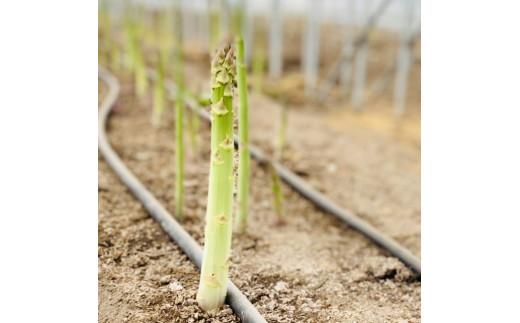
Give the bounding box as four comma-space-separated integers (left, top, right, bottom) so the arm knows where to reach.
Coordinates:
98, 80, 239, 323
179, 54, 421, 257
247, 92, 422, 257
99, 13, 421, 321
98, 66, 421, 322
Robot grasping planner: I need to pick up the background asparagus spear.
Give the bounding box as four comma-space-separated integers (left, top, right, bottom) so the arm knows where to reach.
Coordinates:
252, 29, 265, 94
267, 160, 286, 226
234, 36, 250, 233
274, 101, 288, 161
187, 87, 203, 160
152, 50, 166, 127
134, 45, 147, 100
173, 1, 184, 221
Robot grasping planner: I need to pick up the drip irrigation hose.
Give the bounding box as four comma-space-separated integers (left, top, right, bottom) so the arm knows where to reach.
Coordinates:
98, 67, 267, 323
246, 148, 421, 275
162, 75, 421, 276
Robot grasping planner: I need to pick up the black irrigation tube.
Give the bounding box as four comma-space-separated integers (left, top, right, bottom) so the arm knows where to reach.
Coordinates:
98, 66, 267, 323
161, 72, 421, 276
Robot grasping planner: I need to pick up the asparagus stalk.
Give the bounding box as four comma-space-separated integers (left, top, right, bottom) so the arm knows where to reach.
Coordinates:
127, 7, 146, 100
274, 101, 288, 160
187, 88, 202, 159
157, 7, 171, 70
234, 37, 250, 233
252, 31, 265, 93
103, 6, 120, 71
174, 3, 184, 221
267, 160, 285, 225
134, 43, 148, 100
197, 45, 236, 312
123, 6, 136, 72
152, 50, 166, 127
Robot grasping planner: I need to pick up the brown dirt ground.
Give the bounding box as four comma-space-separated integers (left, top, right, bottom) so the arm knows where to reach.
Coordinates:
100, 14, 421, 321
98, 79, 239, 323
98, 66, 420, 322
179, 56, 421, 258
247, 92, 422, 257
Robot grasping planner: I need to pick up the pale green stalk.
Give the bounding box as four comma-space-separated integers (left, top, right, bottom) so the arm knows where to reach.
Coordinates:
234, 37, 250, 233
123, 6, 136, 72
190, 91, 210, 159
267, 160, 285, 225
125, 5, 146, 99
252, 42, 265, 93
134, 44, 147, 100
274, 102, 288, 160
186, 89, 210, 158
100, 6, 120, 72
187, 89, 202, 159
152, 51, 166, 127
197, 45, 236, 312
174, 3, 184, 221
158, 8, 171, 69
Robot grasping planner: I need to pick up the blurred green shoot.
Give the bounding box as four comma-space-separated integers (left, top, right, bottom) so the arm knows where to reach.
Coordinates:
274, 101, 288, 160
267, 160, 286, 226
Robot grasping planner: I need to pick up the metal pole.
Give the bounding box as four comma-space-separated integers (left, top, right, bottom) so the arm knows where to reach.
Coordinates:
181, 0, 191, 45
339, 0, 356, 99
198, 0, 209, 52
370, 59, 396, 101
370, 27, 420, 103
268, 0, 283, 80
219, 0, 230, 38
351, 0, 371, 111
243, 0, 253, 66
314, 0, 392, 103
393, 0, 415, 117
303, 0, 321, 97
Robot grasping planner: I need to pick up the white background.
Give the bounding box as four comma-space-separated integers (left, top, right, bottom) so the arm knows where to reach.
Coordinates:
0, 0, 519, 322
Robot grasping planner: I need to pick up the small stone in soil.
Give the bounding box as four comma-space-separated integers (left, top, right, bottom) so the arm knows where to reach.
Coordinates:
274, 281, 288, 292
135, 152, 150, 161
327, 163, 338, 173
169, 281, 184, 292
